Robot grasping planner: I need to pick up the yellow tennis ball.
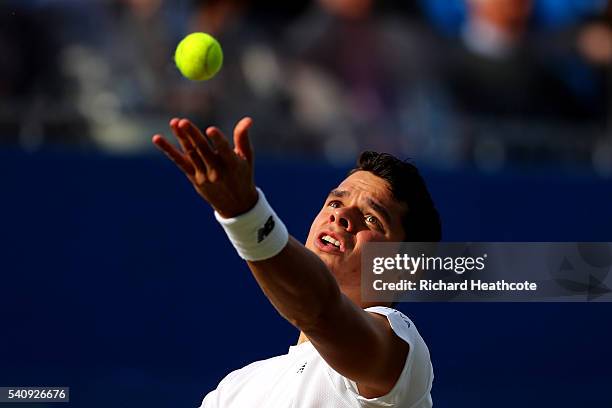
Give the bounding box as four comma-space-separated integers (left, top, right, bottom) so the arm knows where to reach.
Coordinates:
175, 32, 223, 81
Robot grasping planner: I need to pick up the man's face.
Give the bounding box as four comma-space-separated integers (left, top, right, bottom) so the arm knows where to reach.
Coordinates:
305, 171, 407, 295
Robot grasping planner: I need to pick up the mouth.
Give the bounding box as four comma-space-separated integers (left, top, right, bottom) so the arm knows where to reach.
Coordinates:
315, 231, 345, 254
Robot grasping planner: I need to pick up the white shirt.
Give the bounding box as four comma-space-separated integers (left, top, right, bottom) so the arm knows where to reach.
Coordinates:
200, 306, 433, 408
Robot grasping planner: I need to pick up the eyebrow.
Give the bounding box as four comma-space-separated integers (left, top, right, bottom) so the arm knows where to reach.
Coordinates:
329, 189, 350, 198
328, 189, 391, 225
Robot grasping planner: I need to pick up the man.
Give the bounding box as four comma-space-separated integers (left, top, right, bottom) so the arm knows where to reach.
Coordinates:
152, 116, 441, 407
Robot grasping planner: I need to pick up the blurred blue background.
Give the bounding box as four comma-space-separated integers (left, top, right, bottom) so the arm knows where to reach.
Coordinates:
1, 152, 611, 407
1, 0, 612, 407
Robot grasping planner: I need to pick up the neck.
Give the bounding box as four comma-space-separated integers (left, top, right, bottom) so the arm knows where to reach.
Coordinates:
297, 332, 309, 345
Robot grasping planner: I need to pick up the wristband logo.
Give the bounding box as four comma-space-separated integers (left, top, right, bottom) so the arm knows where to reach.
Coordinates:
257, 215, 275, 243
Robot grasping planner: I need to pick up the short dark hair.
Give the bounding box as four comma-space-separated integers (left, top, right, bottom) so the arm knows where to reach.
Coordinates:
348, 151, 442, 241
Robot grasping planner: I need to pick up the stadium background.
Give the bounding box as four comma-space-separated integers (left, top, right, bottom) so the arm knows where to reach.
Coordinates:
1, 0, 611, 407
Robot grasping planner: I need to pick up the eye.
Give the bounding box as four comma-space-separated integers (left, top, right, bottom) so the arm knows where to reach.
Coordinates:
328, 200, 341, 208
365, 214, 381, 228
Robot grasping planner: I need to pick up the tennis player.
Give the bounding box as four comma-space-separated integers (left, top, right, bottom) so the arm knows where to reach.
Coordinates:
152, 116, 441, 407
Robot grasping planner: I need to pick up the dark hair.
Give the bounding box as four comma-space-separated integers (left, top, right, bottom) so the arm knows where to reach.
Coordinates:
348, 151, 442, 242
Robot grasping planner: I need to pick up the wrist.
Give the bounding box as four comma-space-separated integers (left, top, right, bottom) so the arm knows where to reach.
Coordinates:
215, 187, 258, 219
214, 187, 289, 261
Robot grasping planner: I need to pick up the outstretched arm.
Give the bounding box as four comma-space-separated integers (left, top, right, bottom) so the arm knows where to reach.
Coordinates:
153, 118, 408, 398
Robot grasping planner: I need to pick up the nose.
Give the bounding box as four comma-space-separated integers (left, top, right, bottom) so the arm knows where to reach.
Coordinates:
329, 208, 355, 231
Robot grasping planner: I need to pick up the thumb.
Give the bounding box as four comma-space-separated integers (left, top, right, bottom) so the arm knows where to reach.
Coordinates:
233, 116, 254, 164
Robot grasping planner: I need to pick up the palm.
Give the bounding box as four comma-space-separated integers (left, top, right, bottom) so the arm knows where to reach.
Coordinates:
152, 116, 258, 218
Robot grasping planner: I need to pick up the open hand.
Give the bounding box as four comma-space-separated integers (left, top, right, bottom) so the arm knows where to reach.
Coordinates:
152, 117, 258, 218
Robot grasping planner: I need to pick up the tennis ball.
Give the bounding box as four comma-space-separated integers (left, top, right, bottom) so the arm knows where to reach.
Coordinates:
175, 32, 223, 81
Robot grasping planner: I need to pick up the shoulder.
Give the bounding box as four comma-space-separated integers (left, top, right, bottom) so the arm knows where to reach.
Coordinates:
343, 307, 434, 407
365, 306, 432, 383
216, 352, 290, 387
365, 306, 417, 345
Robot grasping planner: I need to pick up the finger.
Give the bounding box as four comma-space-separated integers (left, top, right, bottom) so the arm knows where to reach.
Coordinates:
177, 119, 213, 175
152, 134, 195, 176
233, 116, 254, 164
205, 126, 233, 158
187, 150, 207, 184
179, 119, 219, 167
170, 117, 194, 154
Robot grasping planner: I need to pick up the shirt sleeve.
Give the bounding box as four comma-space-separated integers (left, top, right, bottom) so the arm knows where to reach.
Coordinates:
327, 306, 434, 408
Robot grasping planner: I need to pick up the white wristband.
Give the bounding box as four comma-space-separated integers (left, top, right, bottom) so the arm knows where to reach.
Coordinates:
214, 187, 289, 261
